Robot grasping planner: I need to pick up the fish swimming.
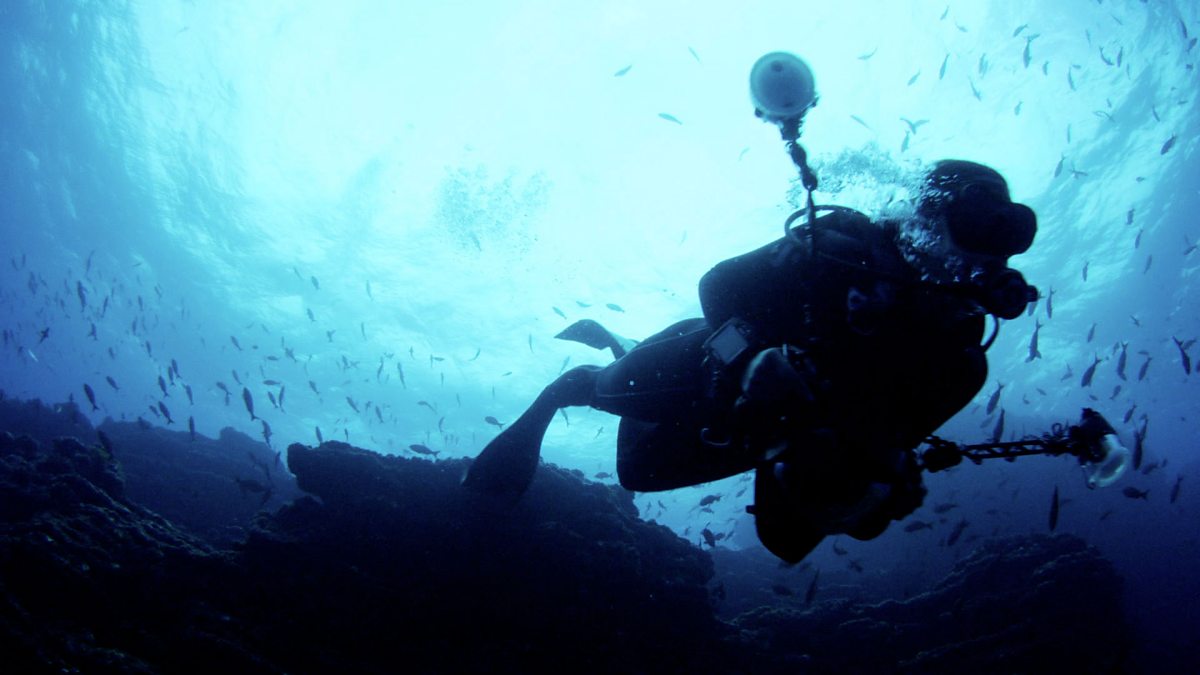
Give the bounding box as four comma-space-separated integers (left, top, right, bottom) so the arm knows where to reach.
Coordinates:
1172, 337, 1191, 374
346, 396, 360, 413
1170, 476, 1182, 504
946, 519, 969, 546
1161, 135, 1176, 155
83, 383, 98, 412
1137, 357, 1150, 381
1122, 404, 1137, 425
991, 408, 1005, 443
409, 443, 439, 457
1027, 321, 1042, 362
106, 375, 119, 391
1048, 486, 1059, 531
805, 570, 820, 604
1116, 342, 1128, 380
613, 64, 632, 77
157, 401, 174, 424
938, 53, 949, 79
484, 416, 505, 429
188, 416, 195, 441
97, 429, 114, 456
1081, 355, 1102, 387
1122, 487, 1149, 500
658, 113, 682, 125
986, 382, 1004, 415
1132, 420, 1147, 470
242, 387, 257, 421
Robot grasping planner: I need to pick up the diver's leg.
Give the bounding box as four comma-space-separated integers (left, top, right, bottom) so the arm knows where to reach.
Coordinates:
462, 366, 601, 501
591, 319, 711, 422
616, 418, 757, 492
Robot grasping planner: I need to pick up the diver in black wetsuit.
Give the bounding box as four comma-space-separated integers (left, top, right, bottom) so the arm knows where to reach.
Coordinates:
463, 54, 1040, 563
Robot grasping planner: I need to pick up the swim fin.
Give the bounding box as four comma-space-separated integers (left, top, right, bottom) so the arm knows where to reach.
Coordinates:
462, 396, 558, 502
555, 319, 633, 359
463, 366, 602, 501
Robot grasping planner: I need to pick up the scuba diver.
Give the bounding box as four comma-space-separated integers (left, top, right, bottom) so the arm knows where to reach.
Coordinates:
464, 53, 1127, 563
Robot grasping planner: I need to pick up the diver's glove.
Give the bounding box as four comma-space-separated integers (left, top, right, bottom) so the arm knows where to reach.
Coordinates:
734, 346, 819, 459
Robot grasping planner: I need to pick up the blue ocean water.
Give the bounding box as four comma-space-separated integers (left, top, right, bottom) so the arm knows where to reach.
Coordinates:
1, 0, 1197, 669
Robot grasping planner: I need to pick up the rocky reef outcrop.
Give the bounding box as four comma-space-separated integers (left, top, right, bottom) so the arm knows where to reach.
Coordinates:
0, 397, 1132, 674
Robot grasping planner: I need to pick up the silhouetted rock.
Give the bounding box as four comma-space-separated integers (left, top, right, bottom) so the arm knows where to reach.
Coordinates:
235, 441, 726, 673
0, 410, 733, 673
99, 422, 302, 545
0, 398, 1133, 674
727, 533, 1129, 673
0, 396, 302, 545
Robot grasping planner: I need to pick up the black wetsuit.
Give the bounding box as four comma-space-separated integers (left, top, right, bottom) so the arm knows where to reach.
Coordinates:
598, 208, 988, 557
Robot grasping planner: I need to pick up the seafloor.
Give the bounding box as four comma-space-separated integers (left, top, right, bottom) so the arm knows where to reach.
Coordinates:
0, 397, 1128, 674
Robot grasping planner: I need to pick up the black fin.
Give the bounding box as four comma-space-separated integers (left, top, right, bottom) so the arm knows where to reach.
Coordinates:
555, 319, 630, 359
462, 398, 557, 502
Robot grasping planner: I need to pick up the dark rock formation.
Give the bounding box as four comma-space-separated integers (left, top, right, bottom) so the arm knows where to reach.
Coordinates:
98, 422, 301, 545
0, 419, 729, 673
0, 397, 301, 545
0, 397, 1133, 674
727, 534, 1129, 673
234, 441, 725, 673
0, 430, 244, 674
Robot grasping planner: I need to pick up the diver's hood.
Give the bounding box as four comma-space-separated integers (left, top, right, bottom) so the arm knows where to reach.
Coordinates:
920, 159, 1037, 258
